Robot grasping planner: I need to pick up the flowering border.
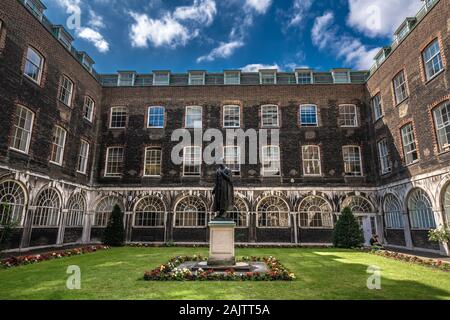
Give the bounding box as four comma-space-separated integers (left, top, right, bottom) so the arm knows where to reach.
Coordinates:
144, 255, 296, 281
370, 249, 450, 272
0, 245, 110, 268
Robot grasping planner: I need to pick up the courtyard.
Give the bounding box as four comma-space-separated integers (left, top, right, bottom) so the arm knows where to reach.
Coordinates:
0, 247, 449, 300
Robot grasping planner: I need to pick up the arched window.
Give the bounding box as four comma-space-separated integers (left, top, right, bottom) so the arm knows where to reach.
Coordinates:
342, 196, 373, 213
94, 196, 122, 227
33, 189, 61, 227
444, 184, 450, 226
298, 196, 333, 228
257, 196, 290, 227
174, 196, 206, 227
383, 194, 404, 229
134, 196, 166, 227
66, 193, 86, 227
0, 180, 26, 225
407, 189, 436, 229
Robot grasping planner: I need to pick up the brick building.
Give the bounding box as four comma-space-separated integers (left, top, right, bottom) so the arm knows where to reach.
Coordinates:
0, 0, 449, 255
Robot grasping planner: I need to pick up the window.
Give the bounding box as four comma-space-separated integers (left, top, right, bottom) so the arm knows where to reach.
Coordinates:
443, 184, 450, 227
134, 196, 165, 227
262, 146, 281, 176
153, 72, 170, 86
224, 71, 240, 85
33, 189, 61, 227
338, 104, 358, 127
189, 72, 205, 85
342, 196, 373, 213
174, 196, 206, 227
10, 105, 34, 154
296, 71, 313, 84
298, 196, 333, 228
407, 189, 436, 229
59, 76, 74, 106
224, 146, 241, 175
302, 145, 321, 176
0, 180, 26, 225
259, 71, 276, 84
423, 39, 444, 80
144, 147, 161, 176
299, 105, 318, 127
105, 147, 124, 177
384, 194, 404, 229
332, 71, 350, 84
148, 106, 165, 128
24, 0, 44, 21
257, 196, 290, 227
393, 70, 408, 104
372, 94, 383, 121
94, 197, 122, 227
226, 196, 248, 227
433, 101, 450, 151
223, 105, 240, 128
77, 140, 89, 174
109, 107, 127, 128
185, 106, 202, 128
183, 146, 201, 176
261, 105, 279, 127
24, 47, 43, 84
117, 72, 135, 86
401, 123, 418, 165
66, 193, 86, 227
343, 146, 362, 176
50, 126, 66, 165
377, 139, 391, 174
83, 96, 94, 122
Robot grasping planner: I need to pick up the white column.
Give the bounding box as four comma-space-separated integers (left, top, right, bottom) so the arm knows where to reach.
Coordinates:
402, 212, 413, 248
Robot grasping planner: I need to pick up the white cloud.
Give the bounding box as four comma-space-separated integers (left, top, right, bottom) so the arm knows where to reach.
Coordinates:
287, 0, 313, 28
245, 0, 272, 14
197, 41, 244, 62
312, 12, 380, 69
241, 63, 280, 72
77, 27, 109, 52
174, 0, 217, 26
88, 9, 105, 29
347, 0, 423, 38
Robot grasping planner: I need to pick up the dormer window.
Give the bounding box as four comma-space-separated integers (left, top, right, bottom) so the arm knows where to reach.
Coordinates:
189, 71, 205, 85
224, 71, 240, 85
332, 70, 350, 84
259, 70, 277, 85
52, 26, 74, 50
117, 71, 136, 86
295, 70, 313, 84
24, 0, 46, 21
79, 52, 94, 72
394, 18, 416, 43
153, 71, 170, 86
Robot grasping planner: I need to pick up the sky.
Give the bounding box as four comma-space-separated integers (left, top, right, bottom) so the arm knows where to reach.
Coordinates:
43, 0, 426, 74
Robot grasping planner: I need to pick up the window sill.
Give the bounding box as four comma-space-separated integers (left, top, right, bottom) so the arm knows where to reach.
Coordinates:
374, 115, 384, 124
108, 127, 126, 130
424, 68, 444, 84
23, 74, 42, 87
76, 171, 87, 175
104, 175, 122, 178
394, 97, 409, 108
9, 147, 30, 156
49, 161, 62, 167
405, 160, 420, 167
437, 149, 450, 156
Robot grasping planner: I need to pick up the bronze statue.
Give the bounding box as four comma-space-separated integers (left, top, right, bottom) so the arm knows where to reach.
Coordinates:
212, 164, 234, 220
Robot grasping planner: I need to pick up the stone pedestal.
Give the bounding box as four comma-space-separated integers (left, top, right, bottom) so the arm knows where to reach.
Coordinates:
207, 220, 236, 266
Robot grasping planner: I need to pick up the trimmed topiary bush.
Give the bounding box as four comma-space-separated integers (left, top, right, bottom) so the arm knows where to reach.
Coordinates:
332, 207, 364, 248
103, 204, 125, 246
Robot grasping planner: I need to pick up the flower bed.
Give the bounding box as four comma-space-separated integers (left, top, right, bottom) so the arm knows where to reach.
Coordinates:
0, 245, 110, 268
144, 255, 296, 281
370, 249, 450, 272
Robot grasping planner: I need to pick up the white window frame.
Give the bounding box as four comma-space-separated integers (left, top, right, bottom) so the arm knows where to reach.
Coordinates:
143, 147, 162, 177
223, 105, 241, 128
104, 147, 124, 178
295, 71, 313, 84
77, 139, 90, 174
58, 75, 74, 107
147, 106, 165, 128
372, 94, 383, 121
49, 126, 67, 166
393, 70, 408, 104
332, 71, 350, 84
24, 47, 44, 84
342, 145, 363, 176
188, 72, 205, 85
261, 105, 279, 128
259, 70, 277, 85
183, 146, 202, 177
109, 106, 127, 129
302, 145, 322, 176
401, 123, 419, 165
339, 104, 358, 127
422, 39, 444, 81
262, 145, 281, 177
174, 196, 207, 228
377, 139, 391, 175
117, 72, 135, 86
224, 71, 240, 85
10, 105, 34, 154
153, 72, 170, 86
185, 106, 202, 129
83, 96, 94, 122
24, 0, 44, 21
224, 145, 241, 176
133, 196, 166, 228
299, 104, 318, 127
433, 101, 450, 152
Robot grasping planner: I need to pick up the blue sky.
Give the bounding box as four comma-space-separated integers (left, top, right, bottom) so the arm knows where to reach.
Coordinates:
44, 0, 425, 73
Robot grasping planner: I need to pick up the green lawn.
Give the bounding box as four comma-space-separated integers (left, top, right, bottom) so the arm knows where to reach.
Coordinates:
0, 247, 449, 300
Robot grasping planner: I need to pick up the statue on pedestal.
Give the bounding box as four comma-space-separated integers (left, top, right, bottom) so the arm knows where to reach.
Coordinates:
212, 164, 234, 221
